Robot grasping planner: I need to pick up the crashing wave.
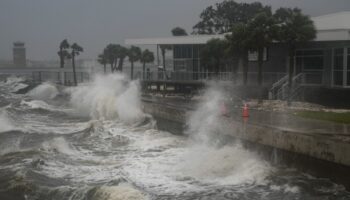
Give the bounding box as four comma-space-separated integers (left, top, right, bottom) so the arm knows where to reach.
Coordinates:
27, 82, 59, 100
67, 74, 144, 123
0, 110, 17, 133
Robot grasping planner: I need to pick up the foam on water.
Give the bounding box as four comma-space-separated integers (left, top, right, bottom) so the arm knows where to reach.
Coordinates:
20, 99, 57, 111
0, 110, 16, 133
27, 82, 59, 100
0, 76, 28, 93
91, 184, 148, 200
68, 74, 144, 122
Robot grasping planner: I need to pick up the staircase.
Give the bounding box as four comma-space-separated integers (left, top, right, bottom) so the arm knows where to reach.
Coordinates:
269, 73, 305, 100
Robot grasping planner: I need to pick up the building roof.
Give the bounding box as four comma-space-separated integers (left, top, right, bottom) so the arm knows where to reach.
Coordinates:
312, 11, 350, 41
125, 34, 226, 45
125, 11, 350, 45
312, 11, 350, 31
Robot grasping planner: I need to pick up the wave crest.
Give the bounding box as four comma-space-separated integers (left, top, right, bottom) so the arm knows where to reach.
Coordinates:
68, 74, 144, 123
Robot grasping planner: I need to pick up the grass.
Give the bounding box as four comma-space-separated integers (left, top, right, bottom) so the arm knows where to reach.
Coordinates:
295, 111, 350, 124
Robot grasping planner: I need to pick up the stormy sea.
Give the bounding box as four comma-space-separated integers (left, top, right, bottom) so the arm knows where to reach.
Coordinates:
0, 74, 349, 200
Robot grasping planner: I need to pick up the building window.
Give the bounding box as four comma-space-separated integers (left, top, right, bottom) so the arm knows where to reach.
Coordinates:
333, 48, 345, 86
296, 49, 324, 85
248, 48, 268, 61
174, 45, 193, 59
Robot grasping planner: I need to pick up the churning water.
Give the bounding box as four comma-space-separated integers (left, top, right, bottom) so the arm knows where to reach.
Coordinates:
0, 74, 349, 200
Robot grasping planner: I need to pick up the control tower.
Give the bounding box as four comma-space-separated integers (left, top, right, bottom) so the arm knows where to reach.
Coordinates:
13, 42, 26, 67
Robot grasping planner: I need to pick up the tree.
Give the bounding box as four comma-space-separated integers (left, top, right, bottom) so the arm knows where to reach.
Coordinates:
200, 38, 228, 74
274, 7, 316, 103
58, 39, 70, 68
117, 46, 128, 72
140, 49, 155, 79
226, 23, 252, 85
171, 27, 188, 36
70, 43, 83, 86
97, 49, 108, 74
247, 11, 276, 86
193, 0, 270, 34
105, 44, 119, 73
127, 46, 141, 80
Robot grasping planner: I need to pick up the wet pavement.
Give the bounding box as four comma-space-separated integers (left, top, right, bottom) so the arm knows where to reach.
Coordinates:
142, 95, 350, 143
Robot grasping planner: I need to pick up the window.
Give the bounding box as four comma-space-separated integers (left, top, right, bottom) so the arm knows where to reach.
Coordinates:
248, 48, 268, 61
333, 48, 345, 86
174, 45, 193, 59
296, 50, 324, 71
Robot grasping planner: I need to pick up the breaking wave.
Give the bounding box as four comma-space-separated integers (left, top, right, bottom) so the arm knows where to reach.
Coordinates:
0, 110, 16, 133
91, 184, 148, 200
27, 82, 59, 100
67, 74, 144, 122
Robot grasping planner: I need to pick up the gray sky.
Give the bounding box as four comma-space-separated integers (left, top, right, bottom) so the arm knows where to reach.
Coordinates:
1, 0, 349, 61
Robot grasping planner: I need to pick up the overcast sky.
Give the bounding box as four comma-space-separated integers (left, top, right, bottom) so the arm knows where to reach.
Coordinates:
1, 0, 350, 61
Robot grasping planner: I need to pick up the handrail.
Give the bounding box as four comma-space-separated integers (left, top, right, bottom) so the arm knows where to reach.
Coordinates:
270, 75, 288, 91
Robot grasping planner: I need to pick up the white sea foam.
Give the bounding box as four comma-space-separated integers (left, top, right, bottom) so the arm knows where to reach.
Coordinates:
0, 110, 16, 133
20, 99, 56, 111
68, 74, 144, 122
42, 137, 78, 156
27, 82, 59, 100
185, 84, 224, 143
0, 76, 28, 93
92, 184, 148, 200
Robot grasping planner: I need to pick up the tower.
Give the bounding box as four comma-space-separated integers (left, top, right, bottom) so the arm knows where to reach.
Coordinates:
13, 42, 26, 67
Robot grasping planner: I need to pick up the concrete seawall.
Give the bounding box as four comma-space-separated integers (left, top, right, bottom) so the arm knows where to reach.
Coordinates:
142, 97, 350, 188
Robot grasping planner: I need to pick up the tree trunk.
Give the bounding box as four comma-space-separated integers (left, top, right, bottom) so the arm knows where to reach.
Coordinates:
162, 49, 166, 72
257, 48, 264, 86
110, 63, 114, 73
241, 52, 248, 86
130, 61, 134, 80
59, 48, 64, 68
287, 47, 295, 106
257, 48, 264, 104
118, 58, 124, 72
113, 59, 118, 72
72, 54, 77, 86
143, 62, 146, 80
103, 64, 106, 74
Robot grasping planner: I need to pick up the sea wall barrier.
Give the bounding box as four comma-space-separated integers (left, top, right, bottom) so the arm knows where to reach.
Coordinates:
142, 97, 350, 189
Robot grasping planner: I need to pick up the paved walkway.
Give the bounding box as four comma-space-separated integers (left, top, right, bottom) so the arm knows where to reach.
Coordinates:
142, 95, 350, 141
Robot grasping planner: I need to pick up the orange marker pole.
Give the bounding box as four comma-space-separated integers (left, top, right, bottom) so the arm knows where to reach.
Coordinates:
242, 103, 249, 117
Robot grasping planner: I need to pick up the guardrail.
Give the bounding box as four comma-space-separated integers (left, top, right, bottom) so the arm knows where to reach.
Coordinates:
136, 71, 286, 85
269, 72, 323, 100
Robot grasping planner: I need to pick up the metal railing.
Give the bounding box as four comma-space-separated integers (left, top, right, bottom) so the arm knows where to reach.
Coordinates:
137, 70, 286, 85
269, 72, 323, 100
32, 71, 90, 85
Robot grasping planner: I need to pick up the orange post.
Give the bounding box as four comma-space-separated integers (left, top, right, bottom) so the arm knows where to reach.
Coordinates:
242, 103, 249, 117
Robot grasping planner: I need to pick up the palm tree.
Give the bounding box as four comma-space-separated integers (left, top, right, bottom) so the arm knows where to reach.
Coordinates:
117, 46, 128, 72
160, 45, 172, 76
247, 11, 276, 86
274, 8, 316, 104
58, 39, 70, 68
226, 23, 252, 85
105, 44, 119, 73
200, 38, 228, 74
70, 43, 83, 86
127, 46, 141, 80
140, 49, 155, 79
97, 49, 108, 74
